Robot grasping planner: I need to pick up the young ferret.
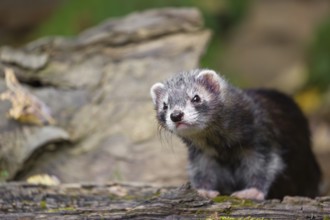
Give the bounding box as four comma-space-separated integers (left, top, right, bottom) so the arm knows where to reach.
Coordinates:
150, 69, 321, 200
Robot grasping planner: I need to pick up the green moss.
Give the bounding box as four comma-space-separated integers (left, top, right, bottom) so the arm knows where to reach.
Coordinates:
47, 207, 76, 213
0, 169, 9, 180
243, 217, 268, 220
40, 200, 47, 209
212, 196, 256, 207
222, 207, 232, 215
206, 215, 268, 220
218, 217, 238, 220
208, 196, 262, 220
212, 195, 231, 203
205, 216, 233, 220
323, 216, 330, 220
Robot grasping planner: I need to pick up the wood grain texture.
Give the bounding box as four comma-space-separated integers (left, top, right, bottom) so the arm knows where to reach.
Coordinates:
0, 182, 329, 219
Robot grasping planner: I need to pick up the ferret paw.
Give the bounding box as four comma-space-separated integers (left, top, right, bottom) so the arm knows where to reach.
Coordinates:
231, 187, 265, 200
197, 189, 219, 198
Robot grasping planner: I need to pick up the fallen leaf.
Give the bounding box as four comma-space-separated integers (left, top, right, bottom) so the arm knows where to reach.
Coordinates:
0, 68, 56, 125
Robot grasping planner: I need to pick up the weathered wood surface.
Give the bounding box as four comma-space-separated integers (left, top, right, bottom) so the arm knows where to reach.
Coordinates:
0, 8, 210, 184
1, 182, 330, 219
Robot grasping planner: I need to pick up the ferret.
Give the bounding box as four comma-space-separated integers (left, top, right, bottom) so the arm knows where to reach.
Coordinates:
150, 69, 321, 200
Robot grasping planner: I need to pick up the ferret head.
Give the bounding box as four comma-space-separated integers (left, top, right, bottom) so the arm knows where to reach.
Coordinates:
150, 69, 228, 137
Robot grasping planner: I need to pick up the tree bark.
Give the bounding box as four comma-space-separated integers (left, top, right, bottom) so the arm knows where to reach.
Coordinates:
1, 182, 329, 219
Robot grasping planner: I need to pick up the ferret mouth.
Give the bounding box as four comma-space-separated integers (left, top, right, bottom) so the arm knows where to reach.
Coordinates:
175, 122, 191, 129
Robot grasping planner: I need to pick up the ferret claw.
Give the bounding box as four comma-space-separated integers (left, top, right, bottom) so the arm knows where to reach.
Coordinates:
197, 189, 219, 198
231, 187, 265, 200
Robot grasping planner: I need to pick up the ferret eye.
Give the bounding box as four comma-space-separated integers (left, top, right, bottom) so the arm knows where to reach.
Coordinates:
163, 102, 168, 110
191, 95, 201, 103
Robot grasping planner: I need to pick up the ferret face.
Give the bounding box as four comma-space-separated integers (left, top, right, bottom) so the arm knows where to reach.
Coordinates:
150, 69, 226, 137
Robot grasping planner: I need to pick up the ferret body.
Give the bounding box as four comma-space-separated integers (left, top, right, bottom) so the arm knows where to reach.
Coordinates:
150, 69, 321, 200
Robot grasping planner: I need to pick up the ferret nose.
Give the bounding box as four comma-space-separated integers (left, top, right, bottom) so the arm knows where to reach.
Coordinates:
170, 110, 184, 122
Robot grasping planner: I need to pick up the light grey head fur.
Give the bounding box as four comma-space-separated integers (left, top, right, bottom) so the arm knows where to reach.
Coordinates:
150, 69, 232, 137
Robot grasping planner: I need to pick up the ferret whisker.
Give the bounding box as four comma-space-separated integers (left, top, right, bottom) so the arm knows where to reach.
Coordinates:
158, 125, 175, 150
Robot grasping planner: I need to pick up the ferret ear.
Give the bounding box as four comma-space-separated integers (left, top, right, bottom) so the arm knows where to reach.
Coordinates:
196, 69, 221, 93
150, 82, 165, 105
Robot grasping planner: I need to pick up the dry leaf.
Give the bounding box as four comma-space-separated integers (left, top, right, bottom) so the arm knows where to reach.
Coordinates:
27, 174, 60, 185
0, 68, 56, 125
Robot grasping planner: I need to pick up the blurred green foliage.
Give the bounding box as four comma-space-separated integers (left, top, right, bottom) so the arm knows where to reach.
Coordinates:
33, 0, 250, 70
308, 16, 330, 91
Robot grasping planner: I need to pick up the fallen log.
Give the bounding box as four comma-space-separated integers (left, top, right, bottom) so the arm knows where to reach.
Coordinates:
1, 182, 329, 219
